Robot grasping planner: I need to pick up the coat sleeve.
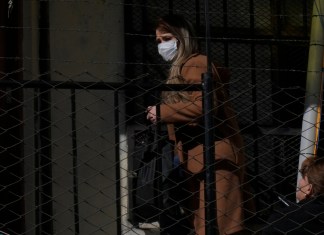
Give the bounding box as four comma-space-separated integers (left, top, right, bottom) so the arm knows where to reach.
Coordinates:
159, 58, 206, 123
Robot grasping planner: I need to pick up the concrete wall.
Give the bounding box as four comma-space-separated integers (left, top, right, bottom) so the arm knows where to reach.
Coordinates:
23, 1, 124, 234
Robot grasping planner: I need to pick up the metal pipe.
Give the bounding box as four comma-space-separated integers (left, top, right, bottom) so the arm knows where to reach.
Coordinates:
298, 0, 324, 193
202, 72, 216, 235
71, 89, 80, 235
0, 79, 202, 91
203, 1, 217, 234
37, 0, 53, 233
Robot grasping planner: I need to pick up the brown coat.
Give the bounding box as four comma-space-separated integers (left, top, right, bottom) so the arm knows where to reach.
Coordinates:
159, 54, 247, 235
160, 54, 245, 173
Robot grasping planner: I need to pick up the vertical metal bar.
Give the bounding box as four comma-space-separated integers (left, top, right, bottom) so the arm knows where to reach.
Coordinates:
204, 0, 212, 74
71, 89, 80, 235
114, 90, 121, 235
38, 0, 53, 233
249, 0, 260, 209
223, 0, 228, 34
202, 73, 216, 235
155, 93, 163, 212
202, 73, 217, 235
34, 90, 40, 235
38, 91, 53, 234
303, 1, 309, 36
32, 0, 40, 233
203, 1, 216, 234
0, 1, 24, 233
223, 0, 229, 64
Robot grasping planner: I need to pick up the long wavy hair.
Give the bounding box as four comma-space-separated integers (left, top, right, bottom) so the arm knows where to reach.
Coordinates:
156, 15, 199, 104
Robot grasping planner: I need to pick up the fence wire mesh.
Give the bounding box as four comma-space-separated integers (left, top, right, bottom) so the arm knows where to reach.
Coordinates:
0, 0, 321, 235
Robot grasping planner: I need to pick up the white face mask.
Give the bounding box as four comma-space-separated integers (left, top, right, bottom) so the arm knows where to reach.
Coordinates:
158, 39, 177, 61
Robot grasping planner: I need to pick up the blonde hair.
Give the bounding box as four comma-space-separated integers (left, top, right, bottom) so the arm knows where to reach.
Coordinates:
155, 15, 199, 104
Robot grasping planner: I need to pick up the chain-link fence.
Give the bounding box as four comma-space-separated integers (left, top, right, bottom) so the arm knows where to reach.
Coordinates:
0, 0, 322, 234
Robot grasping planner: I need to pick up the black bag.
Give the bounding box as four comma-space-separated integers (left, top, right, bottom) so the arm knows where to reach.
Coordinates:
131, 125, 190, 233
132, 125, 168, 224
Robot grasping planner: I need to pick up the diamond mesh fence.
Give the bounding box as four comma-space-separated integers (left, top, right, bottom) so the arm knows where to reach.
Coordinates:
0, 0, 322, 235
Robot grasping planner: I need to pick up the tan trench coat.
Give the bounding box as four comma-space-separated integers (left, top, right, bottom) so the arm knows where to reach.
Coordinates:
159, 54, 247, 235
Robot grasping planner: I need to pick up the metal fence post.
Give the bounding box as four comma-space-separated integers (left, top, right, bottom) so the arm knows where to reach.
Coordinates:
202, 72, 216, 235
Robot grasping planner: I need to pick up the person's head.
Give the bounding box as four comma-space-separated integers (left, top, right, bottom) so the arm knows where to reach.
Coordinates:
155, 14, 198, 63
296, 156, 324, 201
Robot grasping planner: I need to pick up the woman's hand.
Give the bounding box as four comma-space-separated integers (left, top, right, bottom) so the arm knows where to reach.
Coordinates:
146, 106, 157, 124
